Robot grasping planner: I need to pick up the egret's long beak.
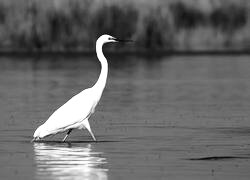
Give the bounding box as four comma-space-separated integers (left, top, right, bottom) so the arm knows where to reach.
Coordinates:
113, 38, 133, 43
31, 137, 39, 142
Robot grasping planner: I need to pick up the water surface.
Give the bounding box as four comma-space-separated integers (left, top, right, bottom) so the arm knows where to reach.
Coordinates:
1, 55, 250, 179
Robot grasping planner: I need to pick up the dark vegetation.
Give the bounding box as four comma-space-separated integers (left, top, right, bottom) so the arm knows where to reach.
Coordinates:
210, 5, 247, 32
0, 0, 249, 52
170, 2, 207, 30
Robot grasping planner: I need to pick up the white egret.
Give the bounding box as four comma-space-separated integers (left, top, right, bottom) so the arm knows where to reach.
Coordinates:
32, 34, 132, 142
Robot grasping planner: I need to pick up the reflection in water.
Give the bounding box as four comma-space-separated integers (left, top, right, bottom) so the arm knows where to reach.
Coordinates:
33, 143, 108, 180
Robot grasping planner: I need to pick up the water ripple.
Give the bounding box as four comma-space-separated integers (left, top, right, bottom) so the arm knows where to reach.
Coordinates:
33, 143, 108, 180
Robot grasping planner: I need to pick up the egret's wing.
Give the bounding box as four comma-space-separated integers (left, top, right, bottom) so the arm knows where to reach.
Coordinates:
43, 89, 95, 133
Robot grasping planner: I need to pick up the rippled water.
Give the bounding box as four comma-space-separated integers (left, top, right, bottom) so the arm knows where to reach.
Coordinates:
34, 143, 108, 180
1, 55, 250, 180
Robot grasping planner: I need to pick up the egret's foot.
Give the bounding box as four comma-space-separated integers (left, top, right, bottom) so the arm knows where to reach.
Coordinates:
62, 129, 73, 142
82, 119, 97, 142
62, 135, 68, 142
90, 131, 97, 142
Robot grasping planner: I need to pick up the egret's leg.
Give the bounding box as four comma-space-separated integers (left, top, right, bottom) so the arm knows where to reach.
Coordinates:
83, 119, 97, 141
62, 129, 72, 142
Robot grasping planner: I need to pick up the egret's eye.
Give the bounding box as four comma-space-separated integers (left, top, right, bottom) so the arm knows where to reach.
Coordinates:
108, 37, 112, 40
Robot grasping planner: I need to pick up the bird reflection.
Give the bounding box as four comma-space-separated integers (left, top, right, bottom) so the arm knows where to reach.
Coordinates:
33, 143, 108, 180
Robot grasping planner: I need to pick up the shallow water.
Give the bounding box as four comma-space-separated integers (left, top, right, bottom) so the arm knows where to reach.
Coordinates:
1, 55, 250, 180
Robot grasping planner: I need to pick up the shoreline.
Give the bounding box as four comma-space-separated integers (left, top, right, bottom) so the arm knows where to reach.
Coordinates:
0, 49, 250, 58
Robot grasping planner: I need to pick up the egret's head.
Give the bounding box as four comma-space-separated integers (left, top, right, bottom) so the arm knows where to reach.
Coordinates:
32, 125, 47, 141
98, 34, 133, 44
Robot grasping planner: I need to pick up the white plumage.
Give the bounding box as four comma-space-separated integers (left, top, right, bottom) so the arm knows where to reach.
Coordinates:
32, 34, 126, 142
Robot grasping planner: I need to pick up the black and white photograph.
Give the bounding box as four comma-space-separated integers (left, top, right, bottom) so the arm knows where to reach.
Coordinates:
0, 0, 250, 179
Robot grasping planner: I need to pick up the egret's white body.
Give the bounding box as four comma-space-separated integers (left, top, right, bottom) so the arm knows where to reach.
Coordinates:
33, 34, 124, 142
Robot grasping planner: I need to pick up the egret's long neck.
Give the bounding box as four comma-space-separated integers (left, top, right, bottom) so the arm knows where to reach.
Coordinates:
93, 41, 108, 93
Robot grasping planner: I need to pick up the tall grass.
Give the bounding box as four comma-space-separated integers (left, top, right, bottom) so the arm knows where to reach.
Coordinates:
0, 0, 248, 51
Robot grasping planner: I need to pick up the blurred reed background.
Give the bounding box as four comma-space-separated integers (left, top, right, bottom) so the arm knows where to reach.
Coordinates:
0, 0, 249, 52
